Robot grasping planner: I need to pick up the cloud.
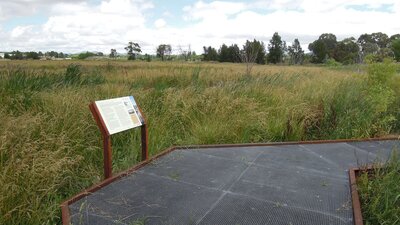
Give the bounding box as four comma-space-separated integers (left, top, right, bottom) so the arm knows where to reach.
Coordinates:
10, 25, 34, 38
0, 0, 85, 20
154, 19, 166, 29
4, 0, 154, 52
183, 1, 247, 21
1, 0, 400, 54
250, 0, 303, 11
177, 0, 400, 52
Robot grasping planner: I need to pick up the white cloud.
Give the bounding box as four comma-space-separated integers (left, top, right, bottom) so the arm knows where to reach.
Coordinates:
250, 0, 303, 11
154, 19, 166, 29
4, 0, 153, 52
1, 0, 400, 54
0, 0, 85, 20
183, 1, 247, 21
176, 0, 400, 52
10, 26, 30, 38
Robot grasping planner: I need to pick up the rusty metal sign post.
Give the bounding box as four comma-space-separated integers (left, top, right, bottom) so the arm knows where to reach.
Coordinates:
89, 96, 148, 179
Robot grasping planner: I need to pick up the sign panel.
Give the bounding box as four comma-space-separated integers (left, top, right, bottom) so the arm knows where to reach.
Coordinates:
95, 96, 143, 135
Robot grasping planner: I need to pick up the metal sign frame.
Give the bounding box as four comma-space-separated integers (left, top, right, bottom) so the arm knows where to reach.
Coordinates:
89, 99, 148, 179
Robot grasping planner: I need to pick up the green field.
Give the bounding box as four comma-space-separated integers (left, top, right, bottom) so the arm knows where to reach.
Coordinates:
0, 60, 399, 224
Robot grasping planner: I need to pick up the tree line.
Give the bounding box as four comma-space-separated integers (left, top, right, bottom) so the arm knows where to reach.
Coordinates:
1, 51, 68, 60
2, 31, 399, 64
114, 42, 197, 61
202, 32, 400, 65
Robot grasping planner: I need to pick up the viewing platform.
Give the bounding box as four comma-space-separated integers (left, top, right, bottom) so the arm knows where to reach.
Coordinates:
63, 139, 399, 225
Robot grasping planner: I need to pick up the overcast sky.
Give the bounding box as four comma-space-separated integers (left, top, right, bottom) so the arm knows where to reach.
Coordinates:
0, 0, 399, 54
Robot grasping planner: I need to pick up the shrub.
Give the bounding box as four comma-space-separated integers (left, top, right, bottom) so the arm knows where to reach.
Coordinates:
365, 60, 397, 136
64, 64, 82, 85
325, 58, 342, 67
77, 51, 96, 60
366, 58, 396, 85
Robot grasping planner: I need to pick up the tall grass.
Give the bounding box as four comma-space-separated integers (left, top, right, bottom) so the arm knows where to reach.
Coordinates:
0, 60, 399, 224
357, 152, 400, 225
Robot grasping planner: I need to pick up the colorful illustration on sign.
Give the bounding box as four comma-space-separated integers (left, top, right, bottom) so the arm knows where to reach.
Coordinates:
129, 96, 145, 124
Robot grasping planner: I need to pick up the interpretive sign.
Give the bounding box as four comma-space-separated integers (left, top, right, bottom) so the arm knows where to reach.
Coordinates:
95, 96, 144, 135
89, 95, 148, 179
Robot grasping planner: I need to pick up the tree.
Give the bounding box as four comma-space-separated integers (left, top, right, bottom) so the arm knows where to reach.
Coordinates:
178, 45, 192, 61
10, 51, 23, 60
267, 32, 285, 64
332, 37, 359, 64
308, 33, 337, 64
362, 42, 379, 55
231, 45, 240, 63
125, 42, 141, 60
287, 38, 304, 65
249, 40, 266, 64
237, 39, 266, 75
391, 39, 400, 62
77, 51, 96, 59
318, 33, 337, 56
358, 33, 391, 62
218, 44, 240, 63
377, 47, 394, 60
390, 34, 400, 41
26, 51, 39, 59
228, 44, 240, 63
156, 44, 172, 61
109, 49, 117, 58
218, 44, 230, 62
45, 51, 59, 58
202, 46, 218, 61
239, 40, 261, 76
308, 40, 327, 63
144, 54, 152, 62
370, 32, 389, 48
358, 34, 374, 47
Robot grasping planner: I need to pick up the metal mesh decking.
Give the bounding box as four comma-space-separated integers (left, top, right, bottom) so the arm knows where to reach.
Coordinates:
68, 140, 399, 225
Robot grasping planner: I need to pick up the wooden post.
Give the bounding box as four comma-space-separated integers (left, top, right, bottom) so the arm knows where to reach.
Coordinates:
89, 103, 113, 179
138, 105, 149, 161
102, 135, 112, 179
141, 124, 148, 161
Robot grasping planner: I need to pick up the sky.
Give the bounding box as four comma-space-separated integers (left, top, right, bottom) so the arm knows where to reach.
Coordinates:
0, 0, 399, 54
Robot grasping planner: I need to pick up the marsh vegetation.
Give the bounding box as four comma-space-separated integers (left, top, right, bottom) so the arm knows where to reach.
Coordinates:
0, 60, 399, 224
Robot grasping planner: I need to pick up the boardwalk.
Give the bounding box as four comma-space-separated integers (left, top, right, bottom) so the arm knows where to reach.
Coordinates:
67, 140, 399, 225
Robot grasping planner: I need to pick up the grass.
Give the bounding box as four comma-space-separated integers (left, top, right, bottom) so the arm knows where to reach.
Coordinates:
0, 60, 399, 224
357, 152, 400, 225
